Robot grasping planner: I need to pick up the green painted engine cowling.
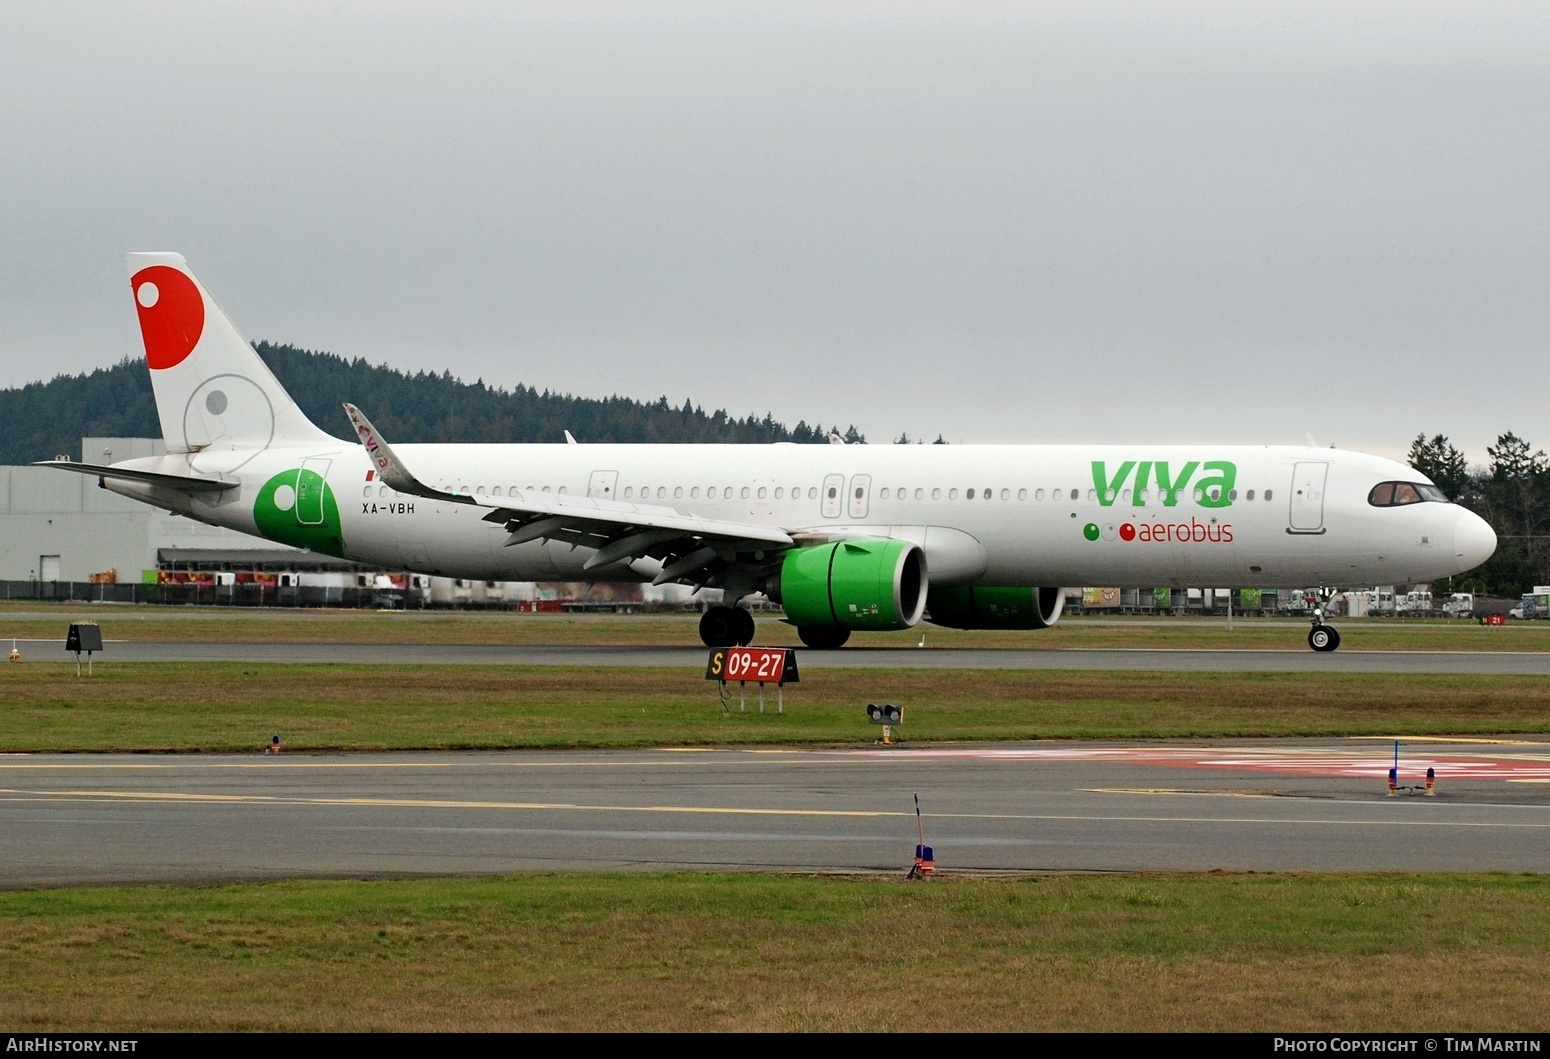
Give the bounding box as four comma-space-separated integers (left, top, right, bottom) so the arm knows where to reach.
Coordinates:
926, 586, 1066, 629
779, 540, 928, 631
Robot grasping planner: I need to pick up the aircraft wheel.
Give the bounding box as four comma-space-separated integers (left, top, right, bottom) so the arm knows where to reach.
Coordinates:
699, 607, 741, 648
1307, 625, 1341, 652
731, 607, 756, 646
797, 626, 851, 650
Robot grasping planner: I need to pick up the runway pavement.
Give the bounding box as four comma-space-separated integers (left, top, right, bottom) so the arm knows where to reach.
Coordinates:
15, 639, 1550, 672
3, 739, 1547, 887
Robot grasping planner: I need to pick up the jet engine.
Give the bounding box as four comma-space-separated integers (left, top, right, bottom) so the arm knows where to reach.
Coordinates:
773, 540, 928, 631
926, 585, 1066, 629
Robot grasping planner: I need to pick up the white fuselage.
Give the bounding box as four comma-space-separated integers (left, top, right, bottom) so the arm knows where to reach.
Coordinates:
110, 439, 1496, 590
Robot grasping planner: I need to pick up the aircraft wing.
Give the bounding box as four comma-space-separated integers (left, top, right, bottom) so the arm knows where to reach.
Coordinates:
35, 460, 240, 493
344, 403, 793, 584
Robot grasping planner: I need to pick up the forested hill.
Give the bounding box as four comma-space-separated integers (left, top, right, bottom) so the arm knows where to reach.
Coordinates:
0, 342, 861, 464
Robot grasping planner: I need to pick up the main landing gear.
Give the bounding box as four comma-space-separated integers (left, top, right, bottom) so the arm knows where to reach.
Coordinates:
699, 606, 756, 648
1307, 617, 1341, 652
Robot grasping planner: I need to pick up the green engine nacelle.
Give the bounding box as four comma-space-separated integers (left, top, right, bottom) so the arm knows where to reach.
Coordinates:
927, 586, 1066, 629
778, 540, 928, 631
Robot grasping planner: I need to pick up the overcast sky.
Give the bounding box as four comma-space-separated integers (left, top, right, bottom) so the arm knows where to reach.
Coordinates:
2, 2, 1547, 462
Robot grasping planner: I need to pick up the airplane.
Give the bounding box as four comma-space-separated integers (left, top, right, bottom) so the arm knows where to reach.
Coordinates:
40, 252, 1497, 652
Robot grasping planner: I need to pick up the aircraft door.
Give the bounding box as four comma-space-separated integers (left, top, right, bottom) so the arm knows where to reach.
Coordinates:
296, 458, 332, 526
1288, 461, 1328, 534
588, 470, 619, 500
848, 474, 872, 519
821, 474, 844, 518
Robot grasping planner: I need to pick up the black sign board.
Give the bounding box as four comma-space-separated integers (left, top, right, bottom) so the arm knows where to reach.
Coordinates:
66, 624, 103, 653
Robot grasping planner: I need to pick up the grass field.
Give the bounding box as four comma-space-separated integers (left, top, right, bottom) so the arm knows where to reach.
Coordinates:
4, 605, 1546, 1032
4, 663, 1550, 751
3, 601, 1549, 651
4, 872, 1547, 1031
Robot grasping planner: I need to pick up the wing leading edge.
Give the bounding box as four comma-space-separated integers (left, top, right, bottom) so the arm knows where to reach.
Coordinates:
343, 403, 793, 585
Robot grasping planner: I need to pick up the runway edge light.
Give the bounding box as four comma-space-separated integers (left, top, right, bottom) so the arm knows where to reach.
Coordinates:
866, 703, 903, 745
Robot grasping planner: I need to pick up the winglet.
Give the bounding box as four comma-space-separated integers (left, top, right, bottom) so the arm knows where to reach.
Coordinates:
343, 403, 472, 504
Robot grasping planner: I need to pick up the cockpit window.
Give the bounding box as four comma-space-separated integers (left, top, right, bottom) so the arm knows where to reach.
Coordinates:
1368, 481, 1449, 507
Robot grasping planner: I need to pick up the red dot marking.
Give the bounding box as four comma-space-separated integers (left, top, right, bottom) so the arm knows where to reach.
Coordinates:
130, 265, 204, 370
1119, 523, 1136, 541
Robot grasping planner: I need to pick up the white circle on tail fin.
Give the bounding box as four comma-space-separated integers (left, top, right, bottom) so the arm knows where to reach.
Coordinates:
272, 484, 296, 512
136, 282, 159, 308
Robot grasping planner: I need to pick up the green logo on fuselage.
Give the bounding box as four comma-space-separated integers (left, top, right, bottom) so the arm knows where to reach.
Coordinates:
253, 468, 345, 556
1091, 460, 1237, 509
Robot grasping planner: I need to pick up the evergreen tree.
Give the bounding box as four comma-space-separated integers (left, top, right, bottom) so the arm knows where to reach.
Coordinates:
0, 341, 869, 461
1406, 434, 1470, 501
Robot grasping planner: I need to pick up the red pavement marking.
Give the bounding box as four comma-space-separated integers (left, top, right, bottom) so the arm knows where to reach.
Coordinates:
828, 745, 1550, 781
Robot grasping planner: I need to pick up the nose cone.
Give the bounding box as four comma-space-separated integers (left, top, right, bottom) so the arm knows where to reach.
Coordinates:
1454, 509, 1497, 572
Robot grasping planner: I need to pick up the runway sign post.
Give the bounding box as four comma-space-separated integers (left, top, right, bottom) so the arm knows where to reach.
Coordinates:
705, 647, 799, 714
65, 623, 103, 676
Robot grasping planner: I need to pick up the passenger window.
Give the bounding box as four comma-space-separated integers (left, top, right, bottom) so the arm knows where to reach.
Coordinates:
966, 488, 975, 500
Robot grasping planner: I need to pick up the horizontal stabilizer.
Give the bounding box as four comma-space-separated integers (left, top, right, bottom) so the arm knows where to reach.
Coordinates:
35, 460, 239, 493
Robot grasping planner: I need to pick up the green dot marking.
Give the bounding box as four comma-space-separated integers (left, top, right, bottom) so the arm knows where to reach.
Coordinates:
1083, 522, 1100, 541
